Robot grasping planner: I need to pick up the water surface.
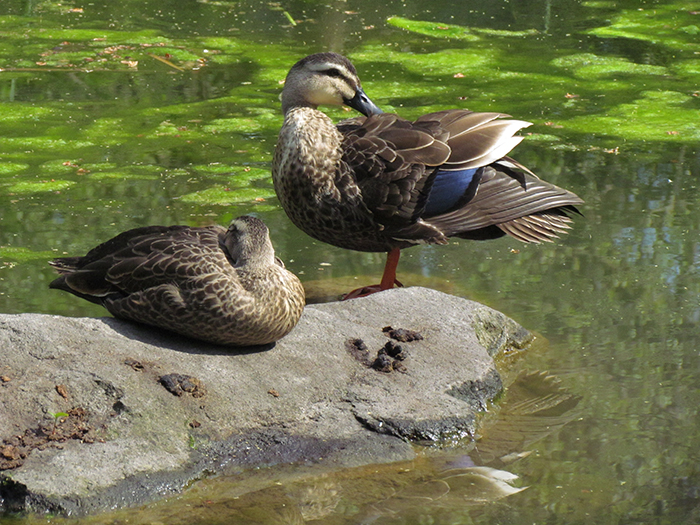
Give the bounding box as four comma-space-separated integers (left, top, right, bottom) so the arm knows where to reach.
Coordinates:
1, 0, 699, 523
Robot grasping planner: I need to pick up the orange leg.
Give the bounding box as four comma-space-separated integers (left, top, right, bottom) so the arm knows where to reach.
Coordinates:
343, 248, 404, 300
379, 248, 402, 290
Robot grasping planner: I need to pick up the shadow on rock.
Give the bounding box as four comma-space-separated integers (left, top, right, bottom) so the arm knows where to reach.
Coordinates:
97, 317, 277, 356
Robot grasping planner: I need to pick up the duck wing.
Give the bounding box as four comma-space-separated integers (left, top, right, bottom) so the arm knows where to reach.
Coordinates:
49, 225, 230, 303
338, 113, 452, 244
416, 110, 528, 171
340, 110, 582, 245
417, 111, 582, 241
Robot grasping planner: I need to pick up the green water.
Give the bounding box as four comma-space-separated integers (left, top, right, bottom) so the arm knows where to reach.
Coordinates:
1, 0, 700, 523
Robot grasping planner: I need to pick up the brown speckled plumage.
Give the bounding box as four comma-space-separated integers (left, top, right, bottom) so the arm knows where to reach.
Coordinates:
49, 216, 305, 347
272, 53, 583, 262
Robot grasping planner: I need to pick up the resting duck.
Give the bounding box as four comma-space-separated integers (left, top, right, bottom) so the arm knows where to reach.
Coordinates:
49, 216, 306, 346
272, 52, 583, 297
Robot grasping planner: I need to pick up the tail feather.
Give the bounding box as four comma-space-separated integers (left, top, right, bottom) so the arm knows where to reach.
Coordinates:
497, 212, 575, 244
49, 257, 82, 274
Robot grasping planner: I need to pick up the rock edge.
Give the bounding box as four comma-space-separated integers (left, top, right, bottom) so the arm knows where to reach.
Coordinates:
0, 287, 531, 516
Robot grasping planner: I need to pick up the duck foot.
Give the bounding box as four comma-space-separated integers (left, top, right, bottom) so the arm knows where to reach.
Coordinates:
341, 279, 404, 300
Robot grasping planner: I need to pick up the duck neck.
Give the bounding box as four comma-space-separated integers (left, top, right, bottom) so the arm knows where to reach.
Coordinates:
276, 107, 343, 175
232, 247, 277, 270
281, 92, 316, 115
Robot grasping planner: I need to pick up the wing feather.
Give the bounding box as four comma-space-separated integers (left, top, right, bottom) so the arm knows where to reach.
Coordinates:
336, 109, 581, 246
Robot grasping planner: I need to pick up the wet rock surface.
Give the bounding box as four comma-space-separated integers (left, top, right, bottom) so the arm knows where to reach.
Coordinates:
0, 287, 531, 516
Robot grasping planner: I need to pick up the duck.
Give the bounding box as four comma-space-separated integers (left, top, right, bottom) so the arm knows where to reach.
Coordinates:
49, 215, 306, 346
272, 52, 583, 297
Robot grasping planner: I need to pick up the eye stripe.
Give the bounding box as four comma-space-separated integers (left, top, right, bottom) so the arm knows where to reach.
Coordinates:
309, 61, 352, 78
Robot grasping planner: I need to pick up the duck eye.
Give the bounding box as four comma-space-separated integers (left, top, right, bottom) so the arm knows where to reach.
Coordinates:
325, 68, 342, 78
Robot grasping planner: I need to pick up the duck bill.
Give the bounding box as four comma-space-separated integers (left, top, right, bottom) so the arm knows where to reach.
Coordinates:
344, 87, 383, 116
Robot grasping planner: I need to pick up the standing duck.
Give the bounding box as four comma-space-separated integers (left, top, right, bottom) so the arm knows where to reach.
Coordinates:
272, 52, 583, 297
49, 216, 306, 346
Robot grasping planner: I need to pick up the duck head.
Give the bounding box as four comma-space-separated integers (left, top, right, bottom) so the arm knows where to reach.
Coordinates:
281, 52, 383, 116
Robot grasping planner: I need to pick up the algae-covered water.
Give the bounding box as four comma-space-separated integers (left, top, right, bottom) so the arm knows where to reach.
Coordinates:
1, 0, 700, 523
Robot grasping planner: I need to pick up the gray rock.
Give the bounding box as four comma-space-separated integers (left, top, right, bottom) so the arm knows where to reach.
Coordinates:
0, 287, 531, 516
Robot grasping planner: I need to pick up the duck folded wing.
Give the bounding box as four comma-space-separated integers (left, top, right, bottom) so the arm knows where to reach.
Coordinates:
50, 226, 229, 301
339, 113, 451, 229
336, 110, 545, 240
416, 110, 533, 171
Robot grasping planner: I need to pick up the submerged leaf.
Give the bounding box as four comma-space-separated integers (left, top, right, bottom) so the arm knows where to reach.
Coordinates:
88, 171, 160, 181
178, 186, 275, 205
387, 17, 538, 40
552, 53, 668, 79
0, 162, 29, 176
7, 180, 76, 193
0, 246, 55, 262
564, 90, 700, 142
388, 17, 480, 41
587, 3, 700, 52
